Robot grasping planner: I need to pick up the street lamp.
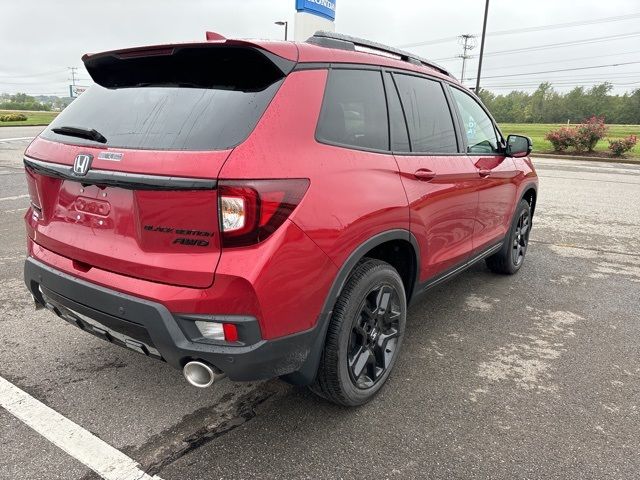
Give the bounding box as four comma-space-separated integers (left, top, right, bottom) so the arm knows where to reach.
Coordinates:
275, 21, 288, 41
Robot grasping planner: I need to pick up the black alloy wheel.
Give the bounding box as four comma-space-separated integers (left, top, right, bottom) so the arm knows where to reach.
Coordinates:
348, 283, 401, 389
311, 258, 407, 406
512, 209, 530, 267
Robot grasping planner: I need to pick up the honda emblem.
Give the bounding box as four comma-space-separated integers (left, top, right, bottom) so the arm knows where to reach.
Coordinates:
73, 154, 93, 176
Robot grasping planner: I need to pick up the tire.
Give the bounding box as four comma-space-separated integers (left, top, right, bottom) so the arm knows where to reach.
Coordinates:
310, 258, 407, 406
485, 199, 532, 275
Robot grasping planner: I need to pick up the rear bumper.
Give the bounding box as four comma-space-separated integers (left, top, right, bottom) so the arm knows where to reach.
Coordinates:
24, 257, 320, 382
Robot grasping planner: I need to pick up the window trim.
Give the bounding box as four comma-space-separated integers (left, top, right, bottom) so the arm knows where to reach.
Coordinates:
314, 66, 393, 155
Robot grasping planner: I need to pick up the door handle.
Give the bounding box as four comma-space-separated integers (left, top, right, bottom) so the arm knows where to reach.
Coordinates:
414, 169, 436, 182
478, 169, 491, 178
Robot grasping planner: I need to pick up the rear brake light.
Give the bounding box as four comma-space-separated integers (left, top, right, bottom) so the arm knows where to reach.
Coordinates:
219, 179, 309, 247
25, 168, 42, 217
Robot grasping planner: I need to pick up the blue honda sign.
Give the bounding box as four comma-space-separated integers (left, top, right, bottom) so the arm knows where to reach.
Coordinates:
296, 0, 336, 21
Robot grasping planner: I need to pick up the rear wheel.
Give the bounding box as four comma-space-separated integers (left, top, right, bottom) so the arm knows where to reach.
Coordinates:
310, 259, 406, 406
486, 199, 532, 274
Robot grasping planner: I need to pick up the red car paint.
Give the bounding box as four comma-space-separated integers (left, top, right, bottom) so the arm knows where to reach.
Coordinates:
24, 34, 537, 378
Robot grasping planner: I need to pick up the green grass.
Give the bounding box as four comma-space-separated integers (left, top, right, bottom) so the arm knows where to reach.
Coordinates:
499, 123, 640, 157
0, 110, 58, 127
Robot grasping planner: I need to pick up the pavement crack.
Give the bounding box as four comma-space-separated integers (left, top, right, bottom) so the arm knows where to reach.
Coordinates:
123, 381, 282, 476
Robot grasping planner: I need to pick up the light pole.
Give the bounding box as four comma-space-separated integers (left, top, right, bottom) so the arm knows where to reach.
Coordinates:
475, 0, 490, 93
275, 21, 288, 41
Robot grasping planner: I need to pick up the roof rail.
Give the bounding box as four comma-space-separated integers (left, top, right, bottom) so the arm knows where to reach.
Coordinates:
306, 31, 452, 78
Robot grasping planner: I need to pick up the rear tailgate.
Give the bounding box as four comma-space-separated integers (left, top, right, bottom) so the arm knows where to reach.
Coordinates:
24, 41, 294, 288
25, 142, 227, 288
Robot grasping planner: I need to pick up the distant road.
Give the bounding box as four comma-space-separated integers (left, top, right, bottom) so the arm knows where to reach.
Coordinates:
0, 126, 44, 142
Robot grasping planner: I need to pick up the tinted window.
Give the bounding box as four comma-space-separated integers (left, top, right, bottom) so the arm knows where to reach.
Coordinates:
393, 74, 458, 153
450, 87, 500, 154
41, 81, 282, 151
384, 73, 410, 152
316, 69, 389, 151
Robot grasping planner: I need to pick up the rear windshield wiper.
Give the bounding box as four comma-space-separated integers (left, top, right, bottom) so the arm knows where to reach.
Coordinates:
51, 126, 107, 144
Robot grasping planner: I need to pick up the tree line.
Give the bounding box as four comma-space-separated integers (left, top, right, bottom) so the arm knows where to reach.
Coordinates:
0, 93, 52, 111
478, 83, 640, 125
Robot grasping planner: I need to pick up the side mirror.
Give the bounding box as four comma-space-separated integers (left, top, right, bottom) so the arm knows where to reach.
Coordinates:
506, 134, 532, 158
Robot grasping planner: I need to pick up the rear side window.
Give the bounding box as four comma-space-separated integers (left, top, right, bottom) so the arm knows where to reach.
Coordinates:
384, 73, 410, 153
316, 69, 389, 151
393, 74, 458, 154
42, 82, 282, 151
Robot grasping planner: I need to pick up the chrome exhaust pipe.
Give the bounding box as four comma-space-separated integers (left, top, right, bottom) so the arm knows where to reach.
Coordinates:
183, 361, 226, 388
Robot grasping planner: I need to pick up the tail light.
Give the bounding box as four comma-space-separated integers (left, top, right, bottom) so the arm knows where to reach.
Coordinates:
218, 179, 309, 247
25, 168, 43, 219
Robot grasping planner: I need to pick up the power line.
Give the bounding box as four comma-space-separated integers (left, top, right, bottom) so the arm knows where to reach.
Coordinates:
464, 61, 640, 81
397, 12, 640, 48
480, 50, 640, 72
0, 69, 68, 79
433, 31, 640, 62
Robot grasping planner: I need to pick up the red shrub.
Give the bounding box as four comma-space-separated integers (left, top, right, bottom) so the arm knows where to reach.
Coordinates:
608, 135, 637, 157
574, 116, 608, 152
545, 126, 576, 152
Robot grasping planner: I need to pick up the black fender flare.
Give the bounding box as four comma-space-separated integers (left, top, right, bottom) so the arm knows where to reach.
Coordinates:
282, 229, 420, 385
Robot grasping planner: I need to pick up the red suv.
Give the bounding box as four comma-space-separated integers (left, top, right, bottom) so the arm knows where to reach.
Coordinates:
23, 32, 537, 406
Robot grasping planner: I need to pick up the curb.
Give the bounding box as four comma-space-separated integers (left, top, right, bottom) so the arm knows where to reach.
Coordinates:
0, 123, 49, 128
532, 152, 639, 166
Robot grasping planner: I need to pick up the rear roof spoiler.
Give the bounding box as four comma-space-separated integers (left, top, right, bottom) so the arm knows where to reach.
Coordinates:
82, 40, 296, 90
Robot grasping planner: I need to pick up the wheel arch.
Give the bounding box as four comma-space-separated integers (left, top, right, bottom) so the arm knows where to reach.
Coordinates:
520, 184, 537, 218
282, 229, 420, 385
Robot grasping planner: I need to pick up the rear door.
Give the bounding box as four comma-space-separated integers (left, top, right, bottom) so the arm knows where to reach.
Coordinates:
24, 44, 289, 288
447, 86, 518, 251
389, 72, 479, 283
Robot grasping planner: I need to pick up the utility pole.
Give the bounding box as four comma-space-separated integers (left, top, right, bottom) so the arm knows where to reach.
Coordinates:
475, 0, 490, 93
457, 34, 476, 84
68, 67, 78, 86
68, 67, 78, 98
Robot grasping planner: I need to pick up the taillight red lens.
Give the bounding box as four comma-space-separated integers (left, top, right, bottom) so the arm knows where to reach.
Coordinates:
25, 168, 42, 216
219, 179, 309, 247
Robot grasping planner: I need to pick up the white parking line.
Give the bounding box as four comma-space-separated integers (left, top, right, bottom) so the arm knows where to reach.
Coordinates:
0, 194, 29, 202
0, 136, 34, 143
0, 376, 163, 480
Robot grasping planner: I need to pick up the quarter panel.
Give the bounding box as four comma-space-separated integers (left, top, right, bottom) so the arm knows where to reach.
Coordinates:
219, 69, 411, 269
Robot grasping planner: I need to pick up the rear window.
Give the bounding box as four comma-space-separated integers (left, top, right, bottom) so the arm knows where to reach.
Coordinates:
42, 82, 282, 151
41, 46, 289, 151
316, 69, 389, 151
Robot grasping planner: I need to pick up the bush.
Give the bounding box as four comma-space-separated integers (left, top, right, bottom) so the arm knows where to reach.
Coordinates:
608, 135, 637, 156
545, 116, 610, 153
0, 113, 28, 122
545, 126, 575, 151
574, 116, 608, 152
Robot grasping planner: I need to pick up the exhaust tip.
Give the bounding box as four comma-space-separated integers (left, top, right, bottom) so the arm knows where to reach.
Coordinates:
183, 361, 221, 388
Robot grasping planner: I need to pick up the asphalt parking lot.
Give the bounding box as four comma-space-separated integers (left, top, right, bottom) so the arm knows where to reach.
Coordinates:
1, 127, 639, 479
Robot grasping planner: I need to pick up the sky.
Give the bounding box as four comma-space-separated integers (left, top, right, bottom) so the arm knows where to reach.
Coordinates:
0, 0, 639, 96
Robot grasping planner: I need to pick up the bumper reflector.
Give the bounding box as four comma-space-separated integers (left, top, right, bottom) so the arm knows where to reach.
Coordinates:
195, 320, 238, 342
